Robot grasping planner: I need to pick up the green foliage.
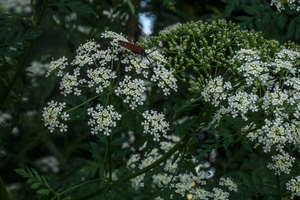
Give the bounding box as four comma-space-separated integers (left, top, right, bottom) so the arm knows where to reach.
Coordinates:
223, 0, 300, 43
14, 168, 53, 196
48, 0, 96, 15
2, 0, 300, 200
0, 27, 42, 57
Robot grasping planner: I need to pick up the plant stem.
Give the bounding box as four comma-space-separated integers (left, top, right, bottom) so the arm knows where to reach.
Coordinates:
72, 133, 191, 200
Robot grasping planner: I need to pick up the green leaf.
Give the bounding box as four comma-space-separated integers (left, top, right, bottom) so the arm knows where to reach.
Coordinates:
276, 15, 287, 29
14, 168, 52, 196
204, 139, 217, 144
287, 21, 295, 39
163, 104, 171, 115
224, 137, 229, 150
242, 139, 252, 152
196, 147, 212, 159
90, 142, 103, 160
80, 161, 103, 177
97, 134, 108, 145
53, 0, 96, 15
69, 108, 86, 120
111, 127, 123, 136
32, 182, 41, 189
112, 149, 131, 159
37, 189, 51, 195
0, 27, 42, 58
111, 137, 131, 145
121, 113, 134, 131
224, 0, 242, 17
5, 27, 18, 43
172, 103, 179, 112
63, 98, 77, 106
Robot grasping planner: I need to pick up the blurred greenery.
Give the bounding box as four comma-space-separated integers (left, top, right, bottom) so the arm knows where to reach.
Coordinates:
0, 0, 299, 199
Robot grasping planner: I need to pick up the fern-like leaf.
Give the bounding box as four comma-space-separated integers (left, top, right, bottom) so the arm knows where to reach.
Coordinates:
0, 26, 42, 58
14, 168, 53, 196
52, 0, 95, 15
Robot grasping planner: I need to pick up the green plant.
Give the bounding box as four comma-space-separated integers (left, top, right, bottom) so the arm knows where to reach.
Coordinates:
2, 1, 300, 200
12, 19, 300, 199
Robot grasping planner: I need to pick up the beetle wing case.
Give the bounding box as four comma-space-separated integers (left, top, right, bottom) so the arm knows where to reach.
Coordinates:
118, 40, 145, 55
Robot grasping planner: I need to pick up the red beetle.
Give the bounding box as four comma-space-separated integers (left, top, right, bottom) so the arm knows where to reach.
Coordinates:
117, 40, 147, 56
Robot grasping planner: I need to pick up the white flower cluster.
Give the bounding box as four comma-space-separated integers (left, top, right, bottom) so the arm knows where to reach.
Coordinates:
87, 67, 117, 93
219, 177, 238, 192
42, 101, 69, 133
130, 173, 145, 190
286, 176, 300, 199
246, 118, 300, 153
71, 40, 101, 67
123, 55, 149, 78
267, 152, 295, 175
226, 91, 258, 121
87, 104, 121, 136
212, 188, 230, 200
44, 36, 176, 134
262, 86, 288, 111
171, 172, 209, 196
59, 72, 80, 96
141, 110, 169, 141
150, 51, 178, 96
200, 47, 300, 180
101, 30, 128, 46
201, 76, 232, 107
46, 56, 68, 77
46, 40, 119, 97
118, 44, 178, 96
271, 0, 300, 12
126, 136, 238, 199
115, 75, 146, 110
233, 49, 270, 86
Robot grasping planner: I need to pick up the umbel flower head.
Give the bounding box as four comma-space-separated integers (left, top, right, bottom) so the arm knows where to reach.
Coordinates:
43, 31, 177, 140
41, 19, 300, 199
148, 19, 300, 198
87, 104, 121, 136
